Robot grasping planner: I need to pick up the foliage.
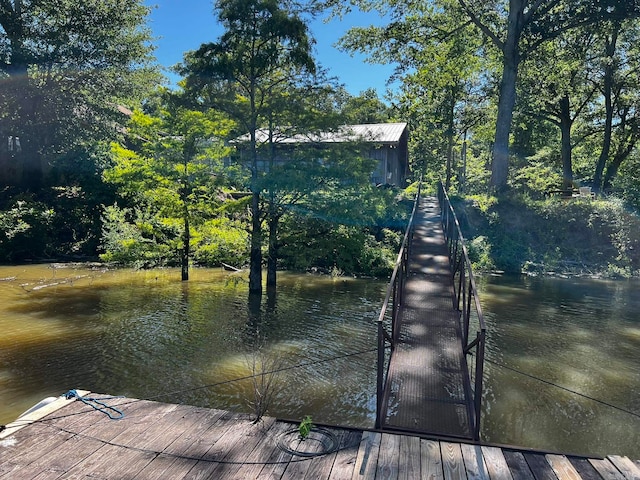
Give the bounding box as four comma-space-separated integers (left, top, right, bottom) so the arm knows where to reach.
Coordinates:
337, 87, 394, 124
466, 236, 495, 272
458, 193, 640, 276
0, 196, 54, 261
101, 92, 234, 274
0, 0, 158, 260
298, 415, 314, 440
193, 217, 249, 267
99, 204, 171, 267
180, 0, 317, 293
0, 0, 158, 189
513, 158, 563, 197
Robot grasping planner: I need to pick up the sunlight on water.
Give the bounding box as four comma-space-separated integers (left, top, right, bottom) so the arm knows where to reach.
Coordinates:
477, 274, 640, 458
0, 265, 638, 458
0, 265, 383, 430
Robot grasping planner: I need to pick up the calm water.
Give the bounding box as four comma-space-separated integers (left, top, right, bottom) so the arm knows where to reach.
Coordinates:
0, 265, 638, 458
0, 265, 384, 429
477, 274, 640, 458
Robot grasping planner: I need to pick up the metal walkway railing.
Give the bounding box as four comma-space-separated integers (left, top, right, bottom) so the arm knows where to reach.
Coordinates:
375, 182, 486, 441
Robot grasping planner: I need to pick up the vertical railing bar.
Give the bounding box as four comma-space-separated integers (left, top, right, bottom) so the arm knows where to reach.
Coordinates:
474, 329, 486, 440
376, 320, 385, 429
438, 179, 487, 442
376, 178, 422, 429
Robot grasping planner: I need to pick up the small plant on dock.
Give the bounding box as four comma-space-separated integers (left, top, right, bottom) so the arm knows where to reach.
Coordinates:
298, 415, 314, 440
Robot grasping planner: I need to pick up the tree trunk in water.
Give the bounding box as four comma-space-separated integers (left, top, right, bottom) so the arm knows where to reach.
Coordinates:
248, 98, 262, 295
181, 215, 189, 281
249, 190, 262, 294
266, 210, 277, 289
559, 96, 574, 191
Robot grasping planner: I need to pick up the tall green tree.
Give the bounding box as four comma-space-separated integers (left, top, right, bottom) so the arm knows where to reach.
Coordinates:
338, 87, 393, 124
517, 31, 597, 190
454, 0, 640, 190
0, 0, 158, 260
180, 0, 315, 295
0, 0, 157, 188
104, 92, 233, 279
336, 0, 485, 189
588, 19, 640, 193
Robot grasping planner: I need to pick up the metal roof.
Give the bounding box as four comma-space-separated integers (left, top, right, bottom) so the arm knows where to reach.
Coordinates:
237, 122, 408, 145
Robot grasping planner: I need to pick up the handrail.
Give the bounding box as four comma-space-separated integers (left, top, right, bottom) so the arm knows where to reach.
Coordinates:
375, 181, 421, 429
437, 181, 486, 441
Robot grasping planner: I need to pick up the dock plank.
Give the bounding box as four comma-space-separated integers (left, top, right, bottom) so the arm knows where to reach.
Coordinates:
185, 415, 276, 480
442, 441, 467, 480
133, 407, 225, 479
568, 458, 604, 480
61, 401, 181, 480
482, 446, 514, 480
523, 453, 558, 480
589, 459, 626, 480
502, 451, 535, 480
329, 430, 362, 480
228, 421, 292, 480
422, 439, 445, 480
351, 431, 381, 479
607, 456, 640, 480
398, 434, 421, 480
255, 433, 294, 480
376, 432, 400, 480
461, 443, 489, 480
303, 429, 346, 479
547, 454, 582, 480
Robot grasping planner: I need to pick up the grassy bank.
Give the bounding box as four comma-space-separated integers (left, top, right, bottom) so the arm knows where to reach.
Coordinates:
452, 192, 640, 278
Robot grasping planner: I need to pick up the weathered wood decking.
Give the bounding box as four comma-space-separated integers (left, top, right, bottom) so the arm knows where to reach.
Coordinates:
380, 197, 474, 439
1, 393, 639, 480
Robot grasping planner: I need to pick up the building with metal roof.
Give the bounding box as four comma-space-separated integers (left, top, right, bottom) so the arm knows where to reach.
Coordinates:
232, 122, 409, 187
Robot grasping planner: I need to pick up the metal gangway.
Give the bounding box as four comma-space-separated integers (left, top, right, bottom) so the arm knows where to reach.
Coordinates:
375, 182, 486, 441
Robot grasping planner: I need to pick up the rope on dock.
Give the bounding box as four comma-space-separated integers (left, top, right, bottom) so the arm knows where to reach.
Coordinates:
64, 390, 125, 420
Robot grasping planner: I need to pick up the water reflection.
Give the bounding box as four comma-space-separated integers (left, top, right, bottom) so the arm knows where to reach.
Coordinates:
0, 265, 383, 431
477, 274, 640, 458
1, 266, 638, 458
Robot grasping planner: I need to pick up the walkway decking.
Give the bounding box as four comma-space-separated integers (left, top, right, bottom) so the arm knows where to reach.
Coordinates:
1, 393, 639, 480
380, 197, 474, 438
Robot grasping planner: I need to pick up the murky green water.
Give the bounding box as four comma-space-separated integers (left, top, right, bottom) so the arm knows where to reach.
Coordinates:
0, 265, 384, 429
477, 274, 640, 458
0, 265, 638, 458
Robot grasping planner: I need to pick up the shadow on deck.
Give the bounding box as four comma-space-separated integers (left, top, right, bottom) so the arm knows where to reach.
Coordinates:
378, 197, 475, 439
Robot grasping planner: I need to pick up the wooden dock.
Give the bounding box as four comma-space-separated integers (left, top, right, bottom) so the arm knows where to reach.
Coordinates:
380, 197, 474, 438
2, 392, 638, 479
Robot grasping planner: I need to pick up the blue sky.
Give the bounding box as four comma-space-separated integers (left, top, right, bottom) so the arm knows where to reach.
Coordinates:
143, 1, 396, 96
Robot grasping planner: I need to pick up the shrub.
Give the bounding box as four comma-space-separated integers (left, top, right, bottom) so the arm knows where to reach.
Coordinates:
193, 218, 249, 267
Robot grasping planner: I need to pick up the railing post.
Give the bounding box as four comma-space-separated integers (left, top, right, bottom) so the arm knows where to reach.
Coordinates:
438, 179, 487, 443
391, 277, 399, 342
473, 328, 486, 440
376, 320, 385, 429
465, 277, 473, 345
